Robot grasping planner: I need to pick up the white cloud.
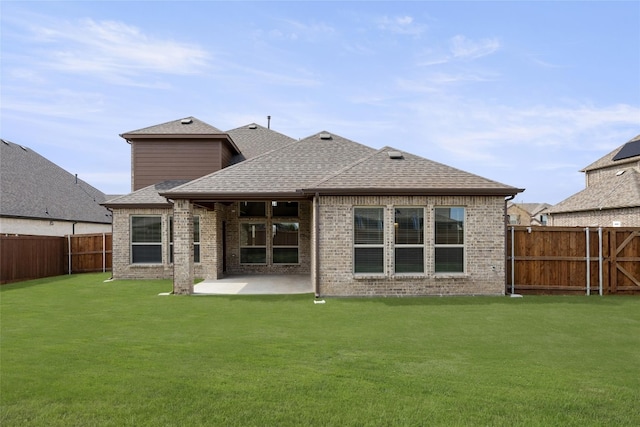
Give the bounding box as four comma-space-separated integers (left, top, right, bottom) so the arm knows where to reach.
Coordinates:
263, 19, 336, 42
27, 18, 211, 81
376, 15, 426, 36
450, 35, 500, 60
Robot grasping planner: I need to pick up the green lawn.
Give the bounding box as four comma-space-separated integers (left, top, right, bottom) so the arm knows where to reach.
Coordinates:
1, 273, 639, 426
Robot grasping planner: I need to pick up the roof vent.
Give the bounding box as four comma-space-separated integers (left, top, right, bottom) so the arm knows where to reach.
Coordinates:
248, 124, 257, 129
388, 151, 403, 159
19, 145, 27, 151
181, 118, 193, 125
1, 139, 9, 146
319, 133, 332, 140
616, 170, 626, 176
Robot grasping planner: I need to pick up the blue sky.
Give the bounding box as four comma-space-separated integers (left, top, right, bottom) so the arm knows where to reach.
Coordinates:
1, 1, 639, 204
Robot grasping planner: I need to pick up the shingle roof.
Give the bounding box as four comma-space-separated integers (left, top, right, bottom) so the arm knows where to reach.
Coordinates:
582, 134, 640, 172
103, 180, 190, 208
164, 132, 377, 198
0, 139, 111, 223
548, 168, 640, 214
304, 147, 522, 196
121, 116, 224, 136
226, 123, 297, 163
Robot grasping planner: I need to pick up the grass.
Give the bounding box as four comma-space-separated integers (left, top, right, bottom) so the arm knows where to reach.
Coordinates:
1, 273, 639, 426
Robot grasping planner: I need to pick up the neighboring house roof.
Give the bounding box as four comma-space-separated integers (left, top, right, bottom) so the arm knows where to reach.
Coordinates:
104, 180, 190, 208
305, 147, 521, 196
163, 131, 378, 199
548, 168, 640, 214
509, 203, 551, 216
582, 134, 640, 172
0, 139, 111, 224
226, 123, 297, 164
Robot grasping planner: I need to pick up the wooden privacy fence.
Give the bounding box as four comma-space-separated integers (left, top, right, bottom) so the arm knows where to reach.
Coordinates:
1, 233, 112, 284
65, 233, 112, 274
1, 235, 66, 284
507, 226, 640, 295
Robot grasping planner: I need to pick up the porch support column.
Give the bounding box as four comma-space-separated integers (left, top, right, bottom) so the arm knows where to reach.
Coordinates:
213, 203, 224, 279
173, 199, 194, 295
202, 203, 223, 280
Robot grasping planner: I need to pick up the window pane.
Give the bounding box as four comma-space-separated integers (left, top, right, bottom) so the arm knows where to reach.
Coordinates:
273, 248, 298, 264
193, 216, 200, 242
435, 207, 464, 245
395, 247, 424, 273
132, 245, 162, 264
354, 247, 384, 273
194, 244, 200, 263
239, 202, 266, 217
132, 217, 161, 243
272, 202, 298, 217
241, 248, 266, 264
395, 208, 424, 245
435, 247, 464, 273
273, 222, 299, 246
240, 223, 266, 246
354, 208, 384, 245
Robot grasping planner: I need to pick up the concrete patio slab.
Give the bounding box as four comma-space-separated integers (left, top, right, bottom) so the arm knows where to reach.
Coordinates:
194, 274, 312, 295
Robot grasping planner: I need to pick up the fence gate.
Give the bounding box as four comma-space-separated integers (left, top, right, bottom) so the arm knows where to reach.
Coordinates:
507, 226, 640, 295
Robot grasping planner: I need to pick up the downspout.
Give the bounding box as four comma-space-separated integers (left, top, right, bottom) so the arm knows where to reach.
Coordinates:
505, 195, 516, 294
314, 192, 320, 298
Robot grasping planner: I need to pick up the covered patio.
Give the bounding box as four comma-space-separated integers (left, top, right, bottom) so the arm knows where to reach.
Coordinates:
193, 274, 312, 295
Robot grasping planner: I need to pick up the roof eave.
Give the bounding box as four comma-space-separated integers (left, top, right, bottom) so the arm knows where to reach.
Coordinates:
102, 202, 173, 209
301, 187, 524, 197
159, 191, 309, 201
120, 133, 241, 155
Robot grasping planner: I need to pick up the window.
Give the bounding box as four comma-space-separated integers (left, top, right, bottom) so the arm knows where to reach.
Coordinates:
169, 216, 200, 263
239, 202, 266, 217
395, 208, 424, 273
273, 222, 299, 263
434, 207, 465, 273
131, 216, 162, 264
354, 207, 384, 274
272, 201, 298, 217
240, 222, 267, 263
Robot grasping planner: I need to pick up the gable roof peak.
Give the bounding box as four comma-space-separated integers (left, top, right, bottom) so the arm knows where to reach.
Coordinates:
121, 116, 225, 137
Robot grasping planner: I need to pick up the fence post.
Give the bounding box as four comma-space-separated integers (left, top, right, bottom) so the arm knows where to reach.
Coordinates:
102, 232, 106, 273
585, 227, 590, 295
67, 235, 72, 275
510, 226, 515, 295
598, 227, 603, 296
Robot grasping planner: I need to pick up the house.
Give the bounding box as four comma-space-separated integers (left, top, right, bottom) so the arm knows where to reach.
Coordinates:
507, 202, 551, 225
104, 117, 523, 296
0, 139, 112, 236
548, 135, 640, 227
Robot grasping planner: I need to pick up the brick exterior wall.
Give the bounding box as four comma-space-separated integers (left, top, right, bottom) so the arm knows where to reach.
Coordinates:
549, 207, 640, 227
316, 195, 507, 296
113, 196, 508, 297
111, 206, 214, 281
